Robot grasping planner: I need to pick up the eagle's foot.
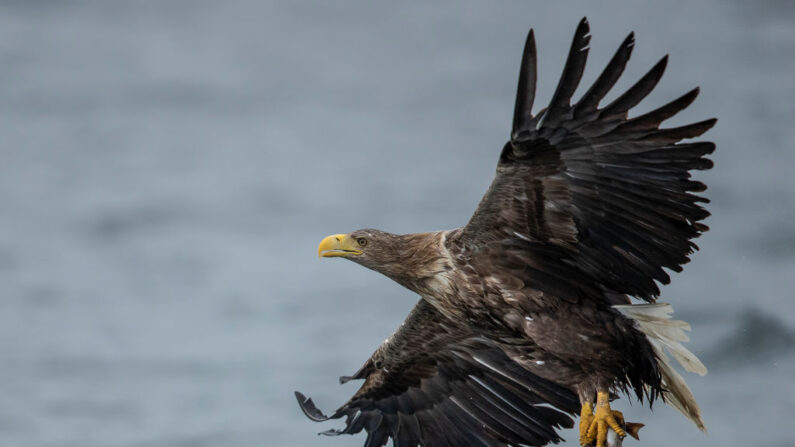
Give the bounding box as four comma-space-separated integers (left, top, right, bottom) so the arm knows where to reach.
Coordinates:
580, 391, 629, 447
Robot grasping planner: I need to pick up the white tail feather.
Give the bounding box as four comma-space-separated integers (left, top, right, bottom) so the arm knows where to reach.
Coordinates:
614, 303, 707, 431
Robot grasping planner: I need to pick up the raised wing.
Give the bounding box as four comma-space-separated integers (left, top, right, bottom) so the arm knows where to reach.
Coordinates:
458, 18, 715, 303
295, 299, 579, 446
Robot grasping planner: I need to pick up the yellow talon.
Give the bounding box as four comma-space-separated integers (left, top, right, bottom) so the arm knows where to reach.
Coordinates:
580, 391, 627, 447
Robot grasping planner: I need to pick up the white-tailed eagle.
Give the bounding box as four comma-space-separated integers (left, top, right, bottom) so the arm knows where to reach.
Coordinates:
296, 17, 713, 447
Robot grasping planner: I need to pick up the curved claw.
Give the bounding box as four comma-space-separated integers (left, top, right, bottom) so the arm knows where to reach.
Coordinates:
580, 391, 630, 447
585, 409, 626, 446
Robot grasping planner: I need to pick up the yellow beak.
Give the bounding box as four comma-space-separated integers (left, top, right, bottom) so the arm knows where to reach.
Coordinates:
318, 233, 363, 258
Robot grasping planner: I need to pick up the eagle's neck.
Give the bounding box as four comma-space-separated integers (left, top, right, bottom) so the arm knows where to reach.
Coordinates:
380, 231, 455, 298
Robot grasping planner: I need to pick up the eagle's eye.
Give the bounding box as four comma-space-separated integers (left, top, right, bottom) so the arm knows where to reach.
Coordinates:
357, 238, 368, 247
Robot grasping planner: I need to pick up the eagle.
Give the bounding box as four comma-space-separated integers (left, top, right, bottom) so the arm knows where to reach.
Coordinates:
296, 17, 713, 447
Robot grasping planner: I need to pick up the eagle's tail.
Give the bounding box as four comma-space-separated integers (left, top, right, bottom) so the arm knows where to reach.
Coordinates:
614, 303, 707, 431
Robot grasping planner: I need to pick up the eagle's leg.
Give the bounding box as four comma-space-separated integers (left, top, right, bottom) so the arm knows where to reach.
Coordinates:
578, 399, 595, 445
581, 391, 626, 447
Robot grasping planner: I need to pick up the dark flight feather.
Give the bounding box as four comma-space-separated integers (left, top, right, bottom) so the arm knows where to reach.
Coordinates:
459, 19, 714, 304
296, 299, 579, 447
540, 17, 591, 129
512, 29, 538, 140
599, 55, 669, 120
574, 32, 635, 117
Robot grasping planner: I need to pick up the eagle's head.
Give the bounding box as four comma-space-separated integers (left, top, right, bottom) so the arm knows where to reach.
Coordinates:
318, 229, 402, 272
317, 229, 450, 291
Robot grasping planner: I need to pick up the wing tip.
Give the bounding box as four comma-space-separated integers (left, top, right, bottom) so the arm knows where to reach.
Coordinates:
295, 390, 331, 422
647, 54, 670, 84
576, 16, 592, 44
697, 118, 718, 136
623, 31, 636, 50
674, 86, 702, 113
512, 26, 539, 139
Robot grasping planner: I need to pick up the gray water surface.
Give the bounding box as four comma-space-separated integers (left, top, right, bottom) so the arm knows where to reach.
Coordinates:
1, 1, 793, 446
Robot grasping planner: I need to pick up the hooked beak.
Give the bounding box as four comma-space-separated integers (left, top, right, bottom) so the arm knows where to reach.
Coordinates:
318, 234, 363, 258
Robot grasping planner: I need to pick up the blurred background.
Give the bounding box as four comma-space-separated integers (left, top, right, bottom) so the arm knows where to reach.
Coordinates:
0, 1, 793, 446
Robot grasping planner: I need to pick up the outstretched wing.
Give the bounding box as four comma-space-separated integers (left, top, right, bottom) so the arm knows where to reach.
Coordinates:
296, 299, 579, 447
458, 18, 715, 303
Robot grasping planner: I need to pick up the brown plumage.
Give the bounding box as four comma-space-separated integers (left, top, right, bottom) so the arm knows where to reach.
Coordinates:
297, 17, 713, 446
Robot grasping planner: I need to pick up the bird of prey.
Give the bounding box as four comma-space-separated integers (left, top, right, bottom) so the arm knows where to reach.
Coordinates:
296, 17, 713, 447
